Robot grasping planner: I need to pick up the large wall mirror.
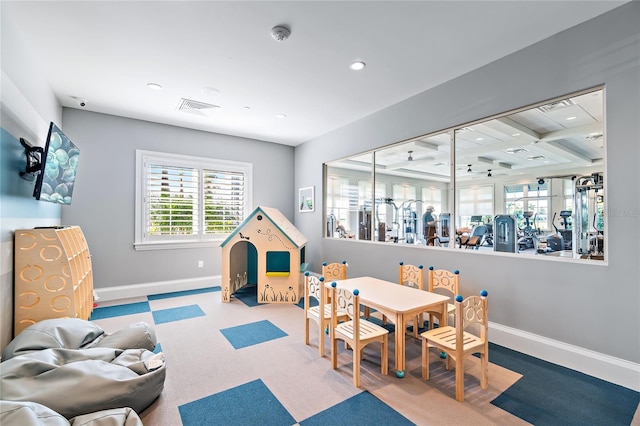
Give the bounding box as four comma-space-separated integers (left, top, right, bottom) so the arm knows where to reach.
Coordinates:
325, 87, 605, 261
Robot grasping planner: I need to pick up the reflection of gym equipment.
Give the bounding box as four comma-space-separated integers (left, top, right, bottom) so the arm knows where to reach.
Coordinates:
484, 223, 493, 247
426, 213, 451, 247
462, 224, 489, 249
575, 172, 604, 259
494, 214, 517, 253
457, 215, 492, 249
403, 206, 418, 244
559, 210, 573, 250
517, 211, 540, 252
470, 215, 483, 226
383, 198, 421, 244
359, 207, 372, 240
546, 211, 572, 252
438, 213, 451, 246
326, 213, 336, 237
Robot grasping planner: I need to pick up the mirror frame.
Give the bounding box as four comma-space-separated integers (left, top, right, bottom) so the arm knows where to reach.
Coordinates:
324, 86, 606, 262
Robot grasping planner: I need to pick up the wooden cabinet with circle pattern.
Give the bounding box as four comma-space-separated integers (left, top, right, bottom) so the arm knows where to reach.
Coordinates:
14, 226, 93, 335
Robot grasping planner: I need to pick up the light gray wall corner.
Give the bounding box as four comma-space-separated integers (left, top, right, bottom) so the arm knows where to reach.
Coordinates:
1, 13, 65, 352
61, 109, 294, 290
294, 1, 640, 387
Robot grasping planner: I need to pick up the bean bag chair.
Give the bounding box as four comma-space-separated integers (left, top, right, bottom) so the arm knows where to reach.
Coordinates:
1, 318, 157, 361
0, 347, 166, 419
0, 400, 143, 426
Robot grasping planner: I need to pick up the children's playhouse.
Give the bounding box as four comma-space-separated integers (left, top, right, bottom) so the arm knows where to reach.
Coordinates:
221, 206, 308, 304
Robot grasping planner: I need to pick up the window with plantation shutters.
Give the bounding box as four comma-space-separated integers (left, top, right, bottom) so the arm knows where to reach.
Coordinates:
202, 168, 245, 234
135, 150, 252, 250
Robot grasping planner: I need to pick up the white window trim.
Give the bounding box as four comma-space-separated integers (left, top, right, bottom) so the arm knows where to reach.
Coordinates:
134, 150, 253, 251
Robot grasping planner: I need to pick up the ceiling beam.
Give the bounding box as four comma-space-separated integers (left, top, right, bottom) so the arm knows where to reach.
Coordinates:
496, 117, 542, 140
534, 140, 595, 165
539, 122, 602, 142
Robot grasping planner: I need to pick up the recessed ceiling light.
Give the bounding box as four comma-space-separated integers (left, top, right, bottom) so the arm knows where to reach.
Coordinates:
350, 61, 366, 71
276, 113, 287, 119
566, 116, 577, 120
201, 87, 220, 97
512, 133, 521, 137
147, 83, 163, 90
476, 137, 484, 141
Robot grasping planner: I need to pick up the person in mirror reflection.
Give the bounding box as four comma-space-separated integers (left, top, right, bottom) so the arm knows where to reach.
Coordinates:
423, 205, 437, 245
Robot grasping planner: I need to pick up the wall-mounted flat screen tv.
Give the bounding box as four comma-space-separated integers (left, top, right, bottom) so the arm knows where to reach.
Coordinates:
33, 122, 80, 205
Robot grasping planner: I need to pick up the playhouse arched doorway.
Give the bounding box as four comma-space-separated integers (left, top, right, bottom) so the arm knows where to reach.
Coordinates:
229, 240, 257, 286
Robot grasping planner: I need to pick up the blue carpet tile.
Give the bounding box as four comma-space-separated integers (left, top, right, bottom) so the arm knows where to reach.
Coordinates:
148, 286, 220, 300
300, 391, 414, 425
152, 304, 205, 324
295, 296, 317, 309
90, 301, 150, 320
489, 343, 640, 426
220, 319, 288, 349
233, 284, 261, 307
179, 379, 296, 426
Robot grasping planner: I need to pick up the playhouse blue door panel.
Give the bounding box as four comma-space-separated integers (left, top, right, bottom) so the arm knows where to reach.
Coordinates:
248, 244, 258, 284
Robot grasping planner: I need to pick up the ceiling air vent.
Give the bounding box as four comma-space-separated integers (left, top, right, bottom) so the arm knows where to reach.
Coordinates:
505, 147, 528, 154
536, 99, 575, 113
177, 98, 220, 116
586, 133, 603, 143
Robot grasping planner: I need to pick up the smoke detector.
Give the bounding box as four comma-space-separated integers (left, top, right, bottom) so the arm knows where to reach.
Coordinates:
271, 25, 291, 42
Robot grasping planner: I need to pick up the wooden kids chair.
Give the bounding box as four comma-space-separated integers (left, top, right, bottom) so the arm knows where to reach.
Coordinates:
330, 282, 389, 387
303, 272, 348, 357
322, 260, 348, 281
398, 262, 425, 337
425, 266, 459, 329
420, 290, 489, 402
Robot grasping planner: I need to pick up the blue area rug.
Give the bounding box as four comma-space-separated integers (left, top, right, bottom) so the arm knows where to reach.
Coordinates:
90, 301, 150, 320
148, 286, 220, 300
489, 343, 640, 425
152, 304, 205, 324
300, 391, 414, 425
179, 379, 296, 426
220, 319, 288, 349
153, 343, 163, 354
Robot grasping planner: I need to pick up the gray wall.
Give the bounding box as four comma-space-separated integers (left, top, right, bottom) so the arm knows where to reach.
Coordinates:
1, 11, 63, 351
295, 2, 640, 365
61, 109, 294, 288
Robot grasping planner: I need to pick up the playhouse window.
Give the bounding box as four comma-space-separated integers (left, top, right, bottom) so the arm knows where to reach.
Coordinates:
266, 251, 290, 277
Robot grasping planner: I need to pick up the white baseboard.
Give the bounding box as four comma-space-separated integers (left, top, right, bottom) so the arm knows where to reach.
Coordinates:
490, 321, 640, 392
94, 276, 221, 302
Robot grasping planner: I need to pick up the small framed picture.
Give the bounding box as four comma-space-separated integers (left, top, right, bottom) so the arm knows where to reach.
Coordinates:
299, 186, 315, 212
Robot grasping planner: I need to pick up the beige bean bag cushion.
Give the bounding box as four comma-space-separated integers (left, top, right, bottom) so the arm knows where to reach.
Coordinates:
1, 347, 165, 418
0, 400, 143, 425
2, 318, 156, 361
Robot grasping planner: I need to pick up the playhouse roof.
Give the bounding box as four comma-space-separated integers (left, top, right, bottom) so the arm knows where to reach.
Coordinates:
220, 206, 307, 248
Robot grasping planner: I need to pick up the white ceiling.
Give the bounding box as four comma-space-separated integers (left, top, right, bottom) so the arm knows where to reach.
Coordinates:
2, 1, 627, 147
331, 88, 605, 182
